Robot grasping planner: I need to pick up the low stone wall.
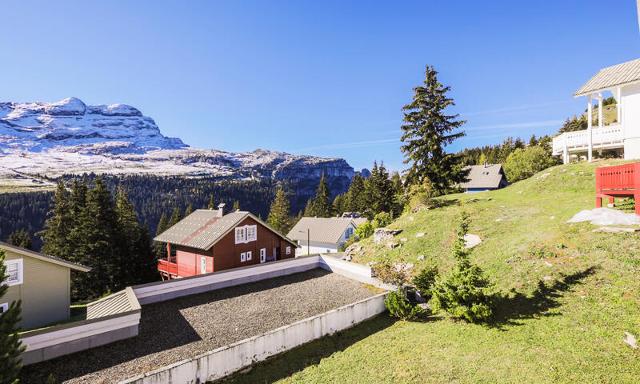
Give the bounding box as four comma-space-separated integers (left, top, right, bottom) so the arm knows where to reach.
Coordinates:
121, 292, 388, 384
132, 255, 322, 305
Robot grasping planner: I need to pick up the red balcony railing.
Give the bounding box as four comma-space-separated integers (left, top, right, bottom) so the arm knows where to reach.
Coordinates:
158, 259, 178, 277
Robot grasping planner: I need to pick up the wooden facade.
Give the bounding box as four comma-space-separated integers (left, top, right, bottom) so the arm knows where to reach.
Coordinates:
159, 216, 296, 279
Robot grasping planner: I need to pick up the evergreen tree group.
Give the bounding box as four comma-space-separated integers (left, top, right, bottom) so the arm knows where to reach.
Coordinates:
41, 178, 156, 300
7, 229, 32, 250
304, 174, 332, 217
0, 249, 25, 383
401, 65, 468, 195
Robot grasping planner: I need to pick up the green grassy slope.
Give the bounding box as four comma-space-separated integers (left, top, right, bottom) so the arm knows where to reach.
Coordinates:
225, 160, 640, 384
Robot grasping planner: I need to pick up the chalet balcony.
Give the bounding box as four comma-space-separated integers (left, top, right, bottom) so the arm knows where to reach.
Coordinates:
552, 124, 623, 157
158, 258, 178, 278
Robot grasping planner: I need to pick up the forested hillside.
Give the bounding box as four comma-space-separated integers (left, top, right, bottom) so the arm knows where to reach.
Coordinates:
0, 174, 349, 250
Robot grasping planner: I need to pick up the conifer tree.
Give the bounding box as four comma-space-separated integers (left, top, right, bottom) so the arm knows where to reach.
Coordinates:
207, 194, 215, 210
232, 200, 240, 211
0, 249, 25, 383
267, 187, 292, 233
401, 65, 468, 195
305, 174, 332, 217
154, 213, 169, 260
41, 181, 72, 258
332, 193, 347, 216
7, 229, 32, 250
346, 173, 366, 214
184, 203, 193, 217
169, 207, 182, 226
364, 162, 394, 217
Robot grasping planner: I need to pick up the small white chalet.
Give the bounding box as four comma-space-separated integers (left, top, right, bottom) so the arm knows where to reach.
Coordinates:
553, 58, 640, 163
287, 217, 358, 256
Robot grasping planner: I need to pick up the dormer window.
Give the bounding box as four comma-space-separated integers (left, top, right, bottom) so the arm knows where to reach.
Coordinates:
235, 225, 257, 244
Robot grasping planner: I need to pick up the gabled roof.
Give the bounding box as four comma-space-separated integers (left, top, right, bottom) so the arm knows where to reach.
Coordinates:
459, 164, 507, 189
575, 58, 640, 96
154, 209, 296, 250
0, 242, 90, 272
287, 217, 356, 244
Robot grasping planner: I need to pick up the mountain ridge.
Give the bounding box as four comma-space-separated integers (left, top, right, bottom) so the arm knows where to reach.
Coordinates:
0, 97, 354, 190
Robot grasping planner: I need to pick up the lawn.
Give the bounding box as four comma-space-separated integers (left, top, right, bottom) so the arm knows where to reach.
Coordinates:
224, 160, 640, 383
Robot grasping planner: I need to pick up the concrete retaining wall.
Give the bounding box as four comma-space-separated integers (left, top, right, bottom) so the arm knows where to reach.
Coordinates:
121, 292, 388, 384
133, 255, 322, 305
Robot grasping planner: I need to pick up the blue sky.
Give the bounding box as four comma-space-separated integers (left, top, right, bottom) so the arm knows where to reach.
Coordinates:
1, 1, 638, 171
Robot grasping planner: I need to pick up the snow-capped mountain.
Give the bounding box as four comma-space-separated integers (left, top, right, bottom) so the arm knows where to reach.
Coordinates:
0, 97, 353, 188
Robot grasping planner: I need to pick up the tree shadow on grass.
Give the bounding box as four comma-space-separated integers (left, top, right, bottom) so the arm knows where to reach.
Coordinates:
489, 266, 598, 330
218, 314, 397, 384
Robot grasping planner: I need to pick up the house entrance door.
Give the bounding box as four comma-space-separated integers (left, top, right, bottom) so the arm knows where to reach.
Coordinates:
200, 256, 207, 274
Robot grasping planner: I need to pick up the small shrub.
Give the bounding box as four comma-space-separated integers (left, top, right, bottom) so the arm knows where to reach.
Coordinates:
431, 212, 495, 323
528, 244, 557, 259
372, 258, 410, 286
412, 264, 438, 301
372, 212, 392, 228
384, 289, 424, 320
355, 221, 374, 239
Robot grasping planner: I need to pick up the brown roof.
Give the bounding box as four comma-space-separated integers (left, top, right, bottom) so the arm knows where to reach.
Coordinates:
575, 58, 640, 96
0, 242, 90, 272
287, 217, 356, 244
154, 209, 296, 250
459, 164, 507, 190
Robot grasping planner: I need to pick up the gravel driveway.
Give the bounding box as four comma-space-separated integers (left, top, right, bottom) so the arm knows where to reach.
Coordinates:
22, 269, 376, 383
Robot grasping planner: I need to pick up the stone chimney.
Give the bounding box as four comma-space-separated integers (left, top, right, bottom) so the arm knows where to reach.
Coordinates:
217, 203, 226, 217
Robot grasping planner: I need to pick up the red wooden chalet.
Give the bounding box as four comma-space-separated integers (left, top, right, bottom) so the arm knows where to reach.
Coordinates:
595, 163, 640, 215
154, 204, 298, 279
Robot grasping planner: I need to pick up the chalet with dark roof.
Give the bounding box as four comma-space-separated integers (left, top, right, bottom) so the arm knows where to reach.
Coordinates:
459, 164, 508, 193
154, 205, 298, 279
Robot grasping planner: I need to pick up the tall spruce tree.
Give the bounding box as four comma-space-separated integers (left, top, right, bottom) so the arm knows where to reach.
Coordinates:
0, 249, 25, 383
401, 65, 468, 195
346, 173, 366, 214
207, 194, 216, 210
304, 174, 332, 217
154, 213, 169, 260
41, 181, 72, 258
169, 207, 182, 227
184, 203, 194, 217
267, 187, 292, 233
364, 162, 394, 217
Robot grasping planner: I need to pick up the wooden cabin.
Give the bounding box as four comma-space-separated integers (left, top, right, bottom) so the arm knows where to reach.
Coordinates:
154, 205, 298, 279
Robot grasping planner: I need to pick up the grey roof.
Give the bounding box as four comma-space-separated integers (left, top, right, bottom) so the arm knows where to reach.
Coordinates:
0, 242, 90, 272
87, 287, 140, 320
575, 58, 640, 96
459, 164, 507, 190
287, 217, 356, 244
154, 209, 295, 250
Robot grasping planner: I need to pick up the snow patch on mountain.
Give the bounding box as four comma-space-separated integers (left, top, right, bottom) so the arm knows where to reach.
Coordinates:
0, 98, 354, 187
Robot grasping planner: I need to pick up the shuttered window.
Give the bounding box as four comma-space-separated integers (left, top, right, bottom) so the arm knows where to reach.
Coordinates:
235, 225, 257, 244
5, 259, 23, 286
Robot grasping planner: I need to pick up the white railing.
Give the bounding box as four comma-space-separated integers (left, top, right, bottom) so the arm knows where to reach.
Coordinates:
552, 124, 623, 154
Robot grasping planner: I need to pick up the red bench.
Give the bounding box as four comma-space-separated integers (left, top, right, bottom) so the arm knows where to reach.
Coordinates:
595, 163, 640, 215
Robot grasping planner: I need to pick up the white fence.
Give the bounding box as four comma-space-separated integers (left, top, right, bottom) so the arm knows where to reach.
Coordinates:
121, 292, 387, 384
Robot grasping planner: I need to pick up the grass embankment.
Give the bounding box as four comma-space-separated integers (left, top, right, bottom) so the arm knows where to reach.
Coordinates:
225, 160, 640, 383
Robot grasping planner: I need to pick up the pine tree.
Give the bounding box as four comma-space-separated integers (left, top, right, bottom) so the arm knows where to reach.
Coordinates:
346, 174, 366, 214
169, 207, 182, 226
0, 249, 25, 383
267, 187, 292, 233
233, 200, 240, 211
41, 181, 72, 258
154, 213, 169, 260
305, 174, 332, 217
401, 65, 468, 195
7, 229, 32, 250
364, 162, 394, 217
332, 193, 347, 216
207, 194, 215, 210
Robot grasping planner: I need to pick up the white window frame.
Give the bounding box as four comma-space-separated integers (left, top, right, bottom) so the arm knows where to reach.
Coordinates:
246, 251, 252, 261
234, 225, 257, 244
260, 248, 266, 263
286, 246, 291, 255
240, 252, 246, 262
4, 259, 23, 286
0, 303, 8, 313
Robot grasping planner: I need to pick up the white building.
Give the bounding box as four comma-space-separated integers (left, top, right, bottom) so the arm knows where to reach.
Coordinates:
287, 217, 358, 256
553, 58, 640, 163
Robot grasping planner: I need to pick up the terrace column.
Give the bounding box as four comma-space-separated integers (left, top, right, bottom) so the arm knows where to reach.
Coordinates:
598, 93, 604, 129
587, 95, 593, 162
617, 86, 622, 125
